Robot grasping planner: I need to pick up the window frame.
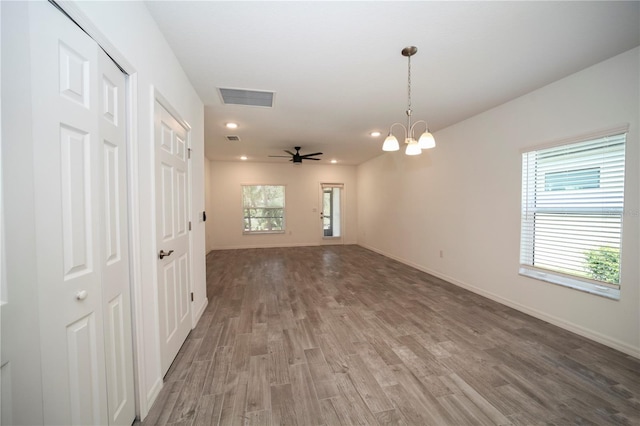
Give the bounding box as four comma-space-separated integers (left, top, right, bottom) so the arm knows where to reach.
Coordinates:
519, 126, 628, 300
241, 184, 286, 235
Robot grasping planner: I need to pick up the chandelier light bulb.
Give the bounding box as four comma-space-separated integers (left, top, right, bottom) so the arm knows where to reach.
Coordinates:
382, 134, 400, 151
405, 138, 422, 156
418, 131, 436, 149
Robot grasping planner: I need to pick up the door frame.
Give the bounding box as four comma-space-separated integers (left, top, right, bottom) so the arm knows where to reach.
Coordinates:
47, 0, 151, 418
151, 89, 193, 376
319, 182, 345, 245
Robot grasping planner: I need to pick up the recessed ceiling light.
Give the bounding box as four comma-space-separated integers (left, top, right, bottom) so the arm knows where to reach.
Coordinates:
240, 156, 247, 160
331, 159, 337, 164
226, 122, 239, 129
370, 131, 381, 137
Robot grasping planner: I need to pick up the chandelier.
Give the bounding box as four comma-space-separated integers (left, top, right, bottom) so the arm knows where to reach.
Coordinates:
382, 46, 436, 155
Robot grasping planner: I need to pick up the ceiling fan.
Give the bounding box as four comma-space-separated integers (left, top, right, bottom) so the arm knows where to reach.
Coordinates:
269, 146, 323, 164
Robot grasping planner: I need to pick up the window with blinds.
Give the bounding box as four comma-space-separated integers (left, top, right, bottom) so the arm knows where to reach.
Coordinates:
519, 132, 626, 299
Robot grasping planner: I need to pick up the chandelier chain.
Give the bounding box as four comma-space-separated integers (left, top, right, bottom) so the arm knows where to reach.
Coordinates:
407, 54, 412, 112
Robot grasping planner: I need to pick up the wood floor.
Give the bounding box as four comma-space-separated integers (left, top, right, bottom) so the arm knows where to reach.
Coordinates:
142, 245, 640, 425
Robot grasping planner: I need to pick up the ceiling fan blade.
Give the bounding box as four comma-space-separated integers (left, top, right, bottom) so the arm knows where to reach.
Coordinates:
284, 150, 295, 156
305, 157, 321, 160
300, 152, 323, 157
268, 155, 290, 158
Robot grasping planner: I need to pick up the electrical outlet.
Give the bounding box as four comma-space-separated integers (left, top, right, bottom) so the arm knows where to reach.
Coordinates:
439, 250, 444, 258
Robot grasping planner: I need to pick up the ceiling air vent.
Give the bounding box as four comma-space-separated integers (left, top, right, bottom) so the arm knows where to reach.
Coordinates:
218, 88, 274, 108
226, 135, 241, 142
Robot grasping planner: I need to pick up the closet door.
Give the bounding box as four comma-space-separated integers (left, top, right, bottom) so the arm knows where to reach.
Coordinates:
29, 2, 135, 424
99, 45, 136, 426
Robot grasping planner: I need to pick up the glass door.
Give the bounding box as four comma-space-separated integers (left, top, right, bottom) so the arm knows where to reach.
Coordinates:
320, 183, 344, 244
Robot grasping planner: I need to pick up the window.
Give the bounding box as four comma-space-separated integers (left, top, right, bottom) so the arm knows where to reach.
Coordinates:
520, 132, 626, 299
545, 168, 600, 192
242, 185, 285, 233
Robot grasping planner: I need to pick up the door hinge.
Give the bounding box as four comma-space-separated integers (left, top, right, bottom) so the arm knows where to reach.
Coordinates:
190, 292, 194, 302
188, 148, 191, 159
188, 221, 192, 231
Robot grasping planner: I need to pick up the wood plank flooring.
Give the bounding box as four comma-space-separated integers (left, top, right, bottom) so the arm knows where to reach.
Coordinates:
142, 245, 640, 425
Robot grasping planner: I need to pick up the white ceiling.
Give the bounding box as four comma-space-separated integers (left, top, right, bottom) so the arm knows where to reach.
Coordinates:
145, 1, 639, 165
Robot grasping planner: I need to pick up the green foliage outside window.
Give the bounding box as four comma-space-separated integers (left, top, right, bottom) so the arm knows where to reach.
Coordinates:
585, 246, 620, 284
242, 185, 285, 232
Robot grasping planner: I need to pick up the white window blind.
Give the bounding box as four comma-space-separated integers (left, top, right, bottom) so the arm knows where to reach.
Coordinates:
520, 132, 626, 298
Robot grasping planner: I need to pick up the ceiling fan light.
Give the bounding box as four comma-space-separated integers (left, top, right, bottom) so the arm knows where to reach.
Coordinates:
405, 139, 422, 156
382, 135, 400, 151
418, 131, 436, 149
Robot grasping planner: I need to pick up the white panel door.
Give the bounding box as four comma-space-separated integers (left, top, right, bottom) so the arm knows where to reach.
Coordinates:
28, 2, 135, 425
98, 49, 136, 425
155, 100, 192, 376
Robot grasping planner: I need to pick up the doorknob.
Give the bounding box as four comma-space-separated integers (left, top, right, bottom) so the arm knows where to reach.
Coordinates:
159, 249, 174, 259
75, 290, 88, 301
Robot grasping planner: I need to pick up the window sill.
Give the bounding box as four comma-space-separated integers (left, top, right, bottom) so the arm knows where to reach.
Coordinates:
519, 267, 620, 300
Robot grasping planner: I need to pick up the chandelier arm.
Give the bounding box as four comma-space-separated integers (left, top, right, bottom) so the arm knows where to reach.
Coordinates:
410, 120, 429, 136
387, 122, 409, 141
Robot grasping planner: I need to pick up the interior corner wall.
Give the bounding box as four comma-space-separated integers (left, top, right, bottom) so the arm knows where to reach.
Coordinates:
357, 47, 640, 357
204, 158, 214, 253
208, 161, 358, 249
66, 1, 206, 419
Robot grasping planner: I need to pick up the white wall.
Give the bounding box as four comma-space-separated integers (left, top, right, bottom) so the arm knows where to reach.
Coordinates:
358, 47, 640, 357
209, 161, 358, 249
1, 3, 44, 424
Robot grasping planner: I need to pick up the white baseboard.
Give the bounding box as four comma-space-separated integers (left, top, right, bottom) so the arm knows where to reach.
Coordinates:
193, 297, 208, 325
142, 377, 163, 421
359, 243, 640, 359
208, 240, 359, 252
210, 242, 320, 250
